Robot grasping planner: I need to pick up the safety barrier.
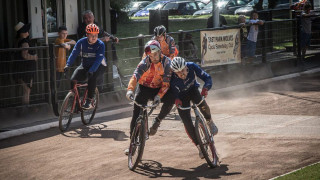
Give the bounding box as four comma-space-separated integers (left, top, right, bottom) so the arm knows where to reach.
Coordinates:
1, 14, 320, 121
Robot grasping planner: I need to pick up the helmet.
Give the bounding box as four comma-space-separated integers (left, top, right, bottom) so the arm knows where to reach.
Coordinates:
154, 25, 166, 37
144, 40, 161, 55
86, 24, 99, 34
171, 57, 186, 72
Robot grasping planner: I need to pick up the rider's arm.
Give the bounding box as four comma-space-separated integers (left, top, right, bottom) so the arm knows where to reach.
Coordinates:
157, 58, 172, 98
192, 63, 212, 90
66, 39, 82, 67
88, 41, 105, 72
167, 36, 177, 59
127, 58, 148, 91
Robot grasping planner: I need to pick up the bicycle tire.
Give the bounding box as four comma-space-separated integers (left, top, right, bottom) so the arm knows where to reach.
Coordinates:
128, 117, 146, 171
81, 88, 99, 125
58, 91, 75, 132
195, 117, 219, 168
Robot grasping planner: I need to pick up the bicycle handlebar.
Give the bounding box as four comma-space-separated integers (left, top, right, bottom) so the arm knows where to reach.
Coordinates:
130, 97, 159, 109
177, 96, 205, 110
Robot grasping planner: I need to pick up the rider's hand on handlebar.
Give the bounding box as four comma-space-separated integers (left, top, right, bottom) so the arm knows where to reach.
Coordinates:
201, 88, 208, 98
175, 99, 182, 108
153, 95, 161, 105
126, 90, 134, 101
64, 66, 69, 73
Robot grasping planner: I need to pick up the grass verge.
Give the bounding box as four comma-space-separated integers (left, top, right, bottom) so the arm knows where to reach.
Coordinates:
274, 162, 320, 180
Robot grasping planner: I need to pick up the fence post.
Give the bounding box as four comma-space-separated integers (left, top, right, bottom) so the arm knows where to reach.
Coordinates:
292, 10, 297, 56
138, 34, 144, 58
178, 30, 184, 58
49, 43, 59, 116
297, 15, 302, 61
261, 23, 266, 63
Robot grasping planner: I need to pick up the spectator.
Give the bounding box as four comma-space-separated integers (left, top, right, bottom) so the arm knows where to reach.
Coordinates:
77, 10, 119, 43
207, 15, 227, 28
246, 11, 264, 64
238, 15, 248, 60
13, 22, 38, 105
300, 2, 314, 57
183, 33, 198, 62
54, 26, 75, 88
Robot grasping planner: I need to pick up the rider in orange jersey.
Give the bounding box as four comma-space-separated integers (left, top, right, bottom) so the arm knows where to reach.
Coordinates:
125, 40, 175, 155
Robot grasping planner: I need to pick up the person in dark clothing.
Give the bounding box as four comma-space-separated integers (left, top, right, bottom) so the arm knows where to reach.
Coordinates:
14, 22, 38, 105
207, 15, 228, 28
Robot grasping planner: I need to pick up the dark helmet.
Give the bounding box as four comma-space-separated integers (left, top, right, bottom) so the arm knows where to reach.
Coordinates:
154, 25, 166, 37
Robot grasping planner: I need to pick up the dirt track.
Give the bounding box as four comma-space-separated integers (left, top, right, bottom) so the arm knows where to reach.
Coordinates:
0, 72, 320, 180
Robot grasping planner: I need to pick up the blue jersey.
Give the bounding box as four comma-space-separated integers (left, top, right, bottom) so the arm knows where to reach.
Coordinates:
66, 37, 106, 73
170, 62, 212, 99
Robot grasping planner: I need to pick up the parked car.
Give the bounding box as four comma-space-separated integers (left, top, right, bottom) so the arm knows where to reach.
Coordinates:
274, 0, 300, 9
234, 0, 268, 16
193, 1, 213, 15
162, 1, 202, 15
133, 0, 175, 17
122, 1, 151, 16
219, 0, 251, 15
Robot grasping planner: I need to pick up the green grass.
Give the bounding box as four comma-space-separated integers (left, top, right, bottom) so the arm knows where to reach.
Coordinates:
274, 162, 320, 180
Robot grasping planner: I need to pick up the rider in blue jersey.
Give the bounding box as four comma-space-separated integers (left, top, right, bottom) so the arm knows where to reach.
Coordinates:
64, 24, 106, 110
166, 57, 218, 159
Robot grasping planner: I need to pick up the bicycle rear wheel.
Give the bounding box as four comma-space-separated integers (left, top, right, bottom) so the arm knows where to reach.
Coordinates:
59, 91, 75, 132
195, 117, 219, 168
81, 88, 99, 125
128, 117, 146, 171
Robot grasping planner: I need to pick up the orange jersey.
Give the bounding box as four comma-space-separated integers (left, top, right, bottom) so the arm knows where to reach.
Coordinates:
153, 35, 179, 59
128, 55, 172, 98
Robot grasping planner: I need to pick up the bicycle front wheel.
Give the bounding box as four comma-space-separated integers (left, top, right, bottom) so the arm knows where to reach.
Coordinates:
59, 91, 75, 132
81, 88, 99, 125
128, 117, 146, 171
195, 117, 219, 168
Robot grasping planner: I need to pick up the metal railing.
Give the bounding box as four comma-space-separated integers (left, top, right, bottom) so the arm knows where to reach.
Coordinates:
1, 15, 320, 114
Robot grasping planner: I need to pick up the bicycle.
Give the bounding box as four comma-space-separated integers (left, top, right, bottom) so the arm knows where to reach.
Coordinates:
58, 81, 99, 132
178, 97, 219, 168
128, 98, 159, 171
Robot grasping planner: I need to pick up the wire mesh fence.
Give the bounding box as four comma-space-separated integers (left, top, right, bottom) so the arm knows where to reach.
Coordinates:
1, 14, 320, 111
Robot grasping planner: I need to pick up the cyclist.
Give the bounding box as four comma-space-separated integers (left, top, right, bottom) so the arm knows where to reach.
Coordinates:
142, 25, 178, 60
125, 40, 174, 155
158, 57, 218, 158
64, 24, 106, 110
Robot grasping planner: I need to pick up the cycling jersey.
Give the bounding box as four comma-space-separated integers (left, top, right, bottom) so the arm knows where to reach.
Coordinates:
152, 34, 178, 59
170, 62, 212, 99
66, 37, 106, 73
128, 54, 171, 98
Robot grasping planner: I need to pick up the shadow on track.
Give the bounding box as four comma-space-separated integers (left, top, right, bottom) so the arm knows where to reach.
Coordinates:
133, 159, 241, 179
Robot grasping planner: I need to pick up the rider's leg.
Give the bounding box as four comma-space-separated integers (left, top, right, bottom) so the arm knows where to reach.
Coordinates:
191, 86, 218, 135
177, 98, 204, 159
149, 90, 175, 135
130, 85, 158, 137
70, 65, 87, 90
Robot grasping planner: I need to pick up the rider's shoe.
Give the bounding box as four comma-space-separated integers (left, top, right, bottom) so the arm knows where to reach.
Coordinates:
207, 120, 218, 136
149, 117, 161, 136
196, 145, 204, 159
82, 98, 93, 110
124, 148, 129, 156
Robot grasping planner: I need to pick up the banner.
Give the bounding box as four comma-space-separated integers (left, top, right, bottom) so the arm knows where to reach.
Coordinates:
200, 29, 241, 67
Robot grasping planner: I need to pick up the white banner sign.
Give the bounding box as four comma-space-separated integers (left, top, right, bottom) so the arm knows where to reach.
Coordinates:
200, 29, 241, 67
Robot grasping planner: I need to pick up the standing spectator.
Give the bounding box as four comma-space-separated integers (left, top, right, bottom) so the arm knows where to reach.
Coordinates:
246, 11, 264, 64
238, 15, 248, 61
183, 33, 198, 62
13, 22, 38, 105
207, 15, 228, 28
54, 26, 76, 88
300, 2, 314, 57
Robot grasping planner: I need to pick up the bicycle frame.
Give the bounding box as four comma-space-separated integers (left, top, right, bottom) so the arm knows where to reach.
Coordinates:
70, 83, 88, 114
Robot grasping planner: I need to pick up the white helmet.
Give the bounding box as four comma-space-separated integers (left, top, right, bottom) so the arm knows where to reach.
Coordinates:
144, 40, 161, 55
171, 57, 186, 72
